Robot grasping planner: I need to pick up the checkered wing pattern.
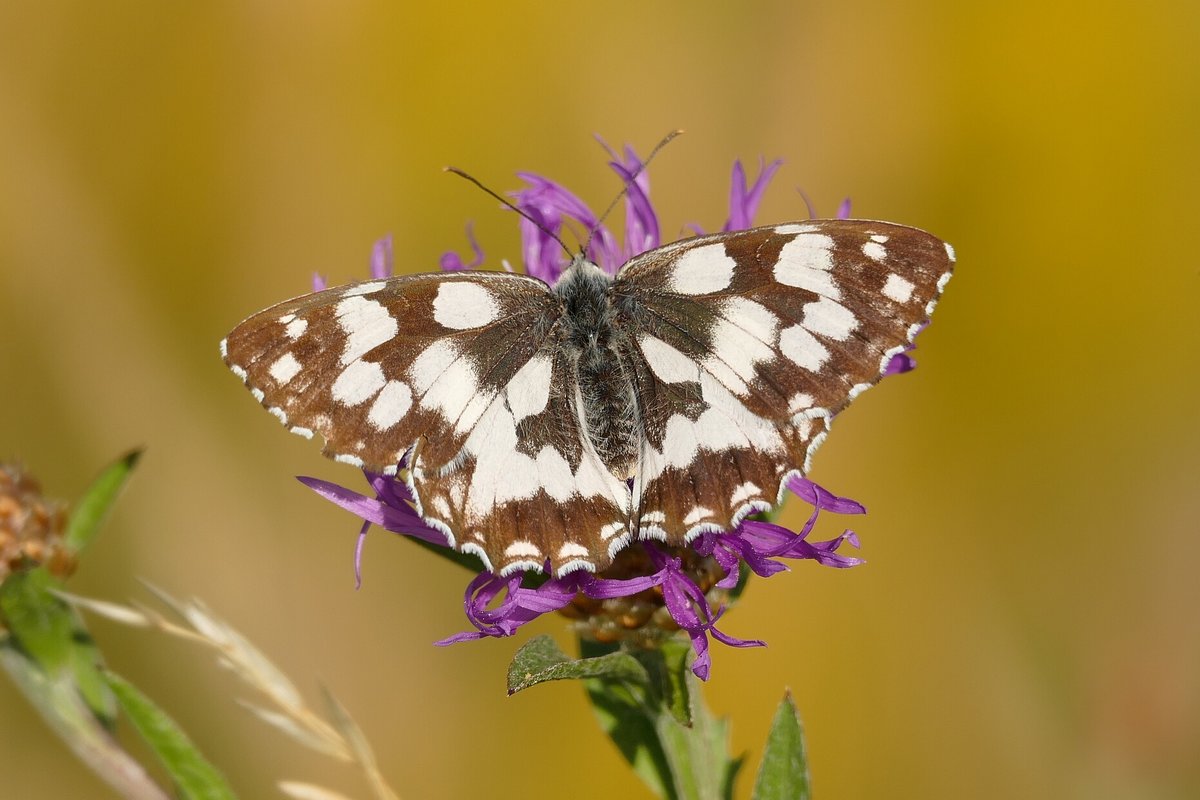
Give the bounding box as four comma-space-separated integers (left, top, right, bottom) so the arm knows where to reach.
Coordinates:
223, 219, 953, 577
222, 272, 630, 575
611, 220, 953, 544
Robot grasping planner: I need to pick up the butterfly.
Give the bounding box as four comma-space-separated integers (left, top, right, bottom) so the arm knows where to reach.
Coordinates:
222, 220, 953, 577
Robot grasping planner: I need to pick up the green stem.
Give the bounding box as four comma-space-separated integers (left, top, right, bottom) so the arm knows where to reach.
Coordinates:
1, 643, 169, 800
581, 637, 739, 800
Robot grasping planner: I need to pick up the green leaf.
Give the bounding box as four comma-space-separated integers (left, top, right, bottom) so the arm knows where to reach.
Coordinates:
752, 691, 810, 800
0, 568, 119, 724
652, 671, 735, 800
656, 639, 694, 727
0, 568, 75, 673
64, 449, 142, 555
507, 635, 649, 695
68, 624, 118, 727
104, 671, 237, 800
579, 638, 739, 800
585, 671, 676, 799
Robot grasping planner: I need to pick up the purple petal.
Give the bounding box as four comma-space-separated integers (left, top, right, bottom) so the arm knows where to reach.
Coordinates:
709, 624, 766, 649
725, 161, 750, 231
786, 476, 867, 515
370, 235, 394, 279
311, 273, 327, 292
514, 173, 621, 273
600, 141, 660, 260
724, 158, 783, 232
517, 211, 568, 283
885, 351, 917, 375
836, 197, 852, 219
434, 631, 487, 646
789, 532, 865, 568
797, 187, 819, 220
608, 160, 660, 260
582, 572, 663, 599
354, 520, 370, 589
516, 173, 600, 228
439, 570, 592, 645
439, 222, 485, 272
297, 476, 448, 546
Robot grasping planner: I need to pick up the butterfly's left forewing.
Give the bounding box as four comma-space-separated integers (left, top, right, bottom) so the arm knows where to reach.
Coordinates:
222, 273, 559, 472
613, 220, 953, 543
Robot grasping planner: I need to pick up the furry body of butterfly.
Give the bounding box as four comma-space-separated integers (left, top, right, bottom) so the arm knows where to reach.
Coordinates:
553, 257, 641, 477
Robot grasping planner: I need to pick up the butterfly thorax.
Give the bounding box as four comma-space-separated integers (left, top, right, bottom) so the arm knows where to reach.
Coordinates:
553, 257, 641, 478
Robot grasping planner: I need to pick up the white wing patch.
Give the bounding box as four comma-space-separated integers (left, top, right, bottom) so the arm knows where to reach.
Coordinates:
882, 273, 916, 303
284, 317, 308, 339
332, 360, 386, 406
666, 243, 736, 295
433, 282, 501, 329
772, 233, 838, 297
800, 296, 858, 341
640, 334, 700, 384
367, 380, 413, 430
506, 354, 553, 422
335, 296, 397, 364
703, 299, 779, 390
409, 339, 458, 394
862, 241, 887, 261
637, 372, 784, 486
269, 353, 302, 384
415, 371, 632, 576
779, 322, 829, 372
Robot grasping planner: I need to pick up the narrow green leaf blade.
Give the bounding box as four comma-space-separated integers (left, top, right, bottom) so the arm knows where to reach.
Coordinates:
68, 625, 118, 727
656, 639, 693, 728
752, 691, 810, 800
0, 568, 74, 673
64, 449, 142, 554
508, 635, 649, 695
104, 671, 237, 800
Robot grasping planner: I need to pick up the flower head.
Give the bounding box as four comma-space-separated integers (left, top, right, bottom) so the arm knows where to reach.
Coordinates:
302, 143, 908, 679
0, 463, 74, 583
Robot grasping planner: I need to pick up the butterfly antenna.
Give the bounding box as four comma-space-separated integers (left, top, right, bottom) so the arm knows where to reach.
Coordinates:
444, 166, 573, 260
584, 129, 684, 256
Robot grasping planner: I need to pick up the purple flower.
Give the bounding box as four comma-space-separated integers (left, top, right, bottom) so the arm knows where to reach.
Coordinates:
438, 224, 484, 272
303, 144, 891, 679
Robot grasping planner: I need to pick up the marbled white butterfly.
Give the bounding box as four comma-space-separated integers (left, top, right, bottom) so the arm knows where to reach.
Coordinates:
222, 220, 953, 577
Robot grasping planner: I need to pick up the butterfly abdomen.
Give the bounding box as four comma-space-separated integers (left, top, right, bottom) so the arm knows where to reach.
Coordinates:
554, 258, 640, 476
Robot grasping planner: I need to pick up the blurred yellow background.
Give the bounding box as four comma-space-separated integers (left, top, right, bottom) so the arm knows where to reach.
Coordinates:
2, 2, 1198, 798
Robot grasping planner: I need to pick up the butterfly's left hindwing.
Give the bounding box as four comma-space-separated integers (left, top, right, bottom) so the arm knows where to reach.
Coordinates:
612, 220, 953, 543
